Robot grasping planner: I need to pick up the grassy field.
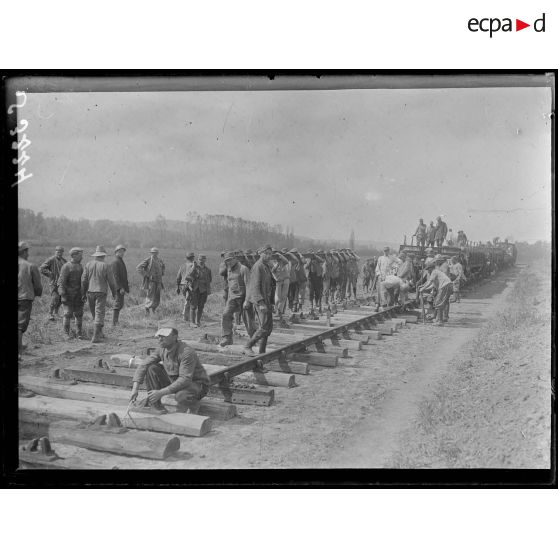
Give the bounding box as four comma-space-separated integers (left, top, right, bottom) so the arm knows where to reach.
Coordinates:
390, 261, 552, 468
24, 245, 227, 344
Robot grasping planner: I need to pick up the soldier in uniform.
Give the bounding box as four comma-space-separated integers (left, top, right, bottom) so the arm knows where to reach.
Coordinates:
322, 251, 334, 305
130, 327, 210, 414
176, 251, 199, 326
18, 242, 43, 358
57, 247, 85, 338
435, 216, 448, 248
286, 249, 301, 313
413, 218, 427, 251
219, 251, 254, 347
81, 245, 117, 343
345, 250, 359, 301
109, 244, 129, 326
137, 247, 165, 315
243, 245, 274, 355
270, 250, 291, 327
191, 254, 212, 327
426, 221, 437, 248
305, 251, 325, 317
329, 251, 340, 304
419, 255, 453, 325
39, 245, 67, 320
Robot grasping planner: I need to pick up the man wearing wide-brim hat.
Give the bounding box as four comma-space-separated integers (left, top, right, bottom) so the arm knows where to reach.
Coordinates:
57, 247, 85, 338
81, 245, 117, 342
109, 245, 129, 326
18, 241, 43, 358
137, 247, 165, 316
39, 245, 67, 321
176, 251, 198, 326
219, 251, 255, 347
243, 245, 274, 354
418, 254, 453, 325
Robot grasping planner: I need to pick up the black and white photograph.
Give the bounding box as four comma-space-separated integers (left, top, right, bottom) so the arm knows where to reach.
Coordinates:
7, 74, 554, 476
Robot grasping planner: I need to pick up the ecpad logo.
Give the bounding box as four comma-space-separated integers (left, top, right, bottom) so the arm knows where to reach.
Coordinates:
468, 13, 546, 37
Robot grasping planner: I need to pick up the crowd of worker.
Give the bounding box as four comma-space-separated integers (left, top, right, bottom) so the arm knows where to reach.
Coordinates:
17, 216, 481, 414
17, 242, 364, 356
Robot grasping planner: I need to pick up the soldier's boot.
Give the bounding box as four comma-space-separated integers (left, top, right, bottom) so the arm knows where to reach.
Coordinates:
219, 335, 233, 348
112, 309, 120, 326
91, 325, 102, 343
258, 337, 268, 354
76, 318, 84, 339
63, 317, 71, 337
196, 309, 203, 327
49, 308, 56, 322
243, 336, 258, 355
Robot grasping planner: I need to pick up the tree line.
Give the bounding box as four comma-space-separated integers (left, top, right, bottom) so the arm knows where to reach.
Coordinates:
18, 208, 345, 252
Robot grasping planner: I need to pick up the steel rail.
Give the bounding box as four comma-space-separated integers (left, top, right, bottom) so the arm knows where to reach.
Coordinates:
210, 304, 408, 385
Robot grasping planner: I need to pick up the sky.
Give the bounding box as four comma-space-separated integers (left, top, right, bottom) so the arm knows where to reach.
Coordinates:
18, 85, 552, 244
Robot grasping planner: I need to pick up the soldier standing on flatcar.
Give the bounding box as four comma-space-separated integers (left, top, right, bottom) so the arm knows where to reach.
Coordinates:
413, 219, 427, 251
426, 221, 437, 248
434, 216, 448, 248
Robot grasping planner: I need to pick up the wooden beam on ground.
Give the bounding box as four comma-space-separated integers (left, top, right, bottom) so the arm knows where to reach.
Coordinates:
358, 329, 383, 340
48, 420, 180, 460
395, 314, 419, 323
19, 375, 237, 421
208, 385, 274, 406
328, 337, 362, 350
304, 344, 349, 357
236, 371, 296, 388
290, 352, 338, 367
19, 395, 211, 437
265, 360, 309, 375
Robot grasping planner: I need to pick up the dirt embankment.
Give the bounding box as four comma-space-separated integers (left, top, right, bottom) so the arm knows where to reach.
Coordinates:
390, 261, 552, 469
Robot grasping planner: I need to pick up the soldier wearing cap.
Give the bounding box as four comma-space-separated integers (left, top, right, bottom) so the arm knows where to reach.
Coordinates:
176, 251, 199, 326
39, 245, 67, 320
130, 327, 210, 414
345, 250, 359, 301
413, 218, 427, 251
57, 247, 85, 338
109, 245, 129, 326
426, 221, 437, 248
305, 251, 325, 315
137, 247, 165, 315
191, 253, 212, 327
219, 251, 255, 346
285, 249, 301, 313
419, 254, 453, 325
18, 241, 43, 358
270, 250, 291, 327
435, 216, 448, 248
81, 245, 117, 342
243, 245, 274, 354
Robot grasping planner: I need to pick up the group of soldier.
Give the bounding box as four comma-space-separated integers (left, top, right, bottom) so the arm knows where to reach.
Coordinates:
17, 241, 362, 358
411, 216, 468, 250
360, 245, 466, 326
18, 238, 467, 413
214, 246, 360, 354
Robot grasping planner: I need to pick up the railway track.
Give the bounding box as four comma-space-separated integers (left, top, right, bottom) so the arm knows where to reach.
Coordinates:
18, 295, 427, 468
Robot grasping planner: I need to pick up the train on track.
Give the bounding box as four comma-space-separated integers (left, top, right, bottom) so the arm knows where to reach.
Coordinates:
399, 239, 517, 282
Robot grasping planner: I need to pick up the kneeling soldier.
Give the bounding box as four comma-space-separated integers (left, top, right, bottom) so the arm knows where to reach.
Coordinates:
130, 327, 210, 414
